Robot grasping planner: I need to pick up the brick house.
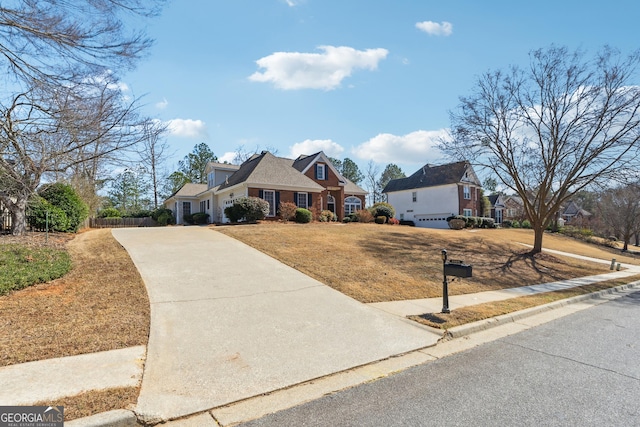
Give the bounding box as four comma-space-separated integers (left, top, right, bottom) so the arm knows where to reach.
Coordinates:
164, 151, 367, 224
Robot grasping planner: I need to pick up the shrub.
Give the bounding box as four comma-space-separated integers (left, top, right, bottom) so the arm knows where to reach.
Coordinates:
37, 183, 88, 232
448, 218, 466, 230
27, 197, 70, 232
511, 220, 521, 228
97, 207, 122, 218
354, 209, 374, 223
295, 208, 312, 223
127, 209, 153, 218
192, 212, 210, 224
348, 213, 359, 222
319, 210, 334, 222
278, 202, 297, 222
156, 211, 175, 226
481, 217, 496, 229
183, 213, 194, 224
521, 220, 532, 229
224, 197, 270, 223
388, 217, 400, 225
342, 216, 351, 223
369, 202, 395, 221
501, 220, 513, 228
375, 216, 386, 224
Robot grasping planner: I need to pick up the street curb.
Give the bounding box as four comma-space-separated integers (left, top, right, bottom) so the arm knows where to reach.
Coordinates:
445, 281, 640, 339
65, 409, 139, 427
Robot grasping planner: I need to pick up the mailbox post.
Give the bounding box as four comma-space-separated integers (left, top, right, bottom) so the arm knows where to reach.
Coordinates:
441, 249, 450, 313
441, 249, 473, 314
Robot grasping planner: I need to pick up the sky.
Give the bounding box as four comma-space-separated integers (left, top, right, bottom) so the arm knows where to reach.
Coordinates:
122, 0, 640, 180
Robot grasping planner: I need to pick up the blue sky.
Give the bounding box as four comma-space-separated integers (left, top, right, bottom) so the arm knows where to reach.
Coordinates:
123, 0, 640, 178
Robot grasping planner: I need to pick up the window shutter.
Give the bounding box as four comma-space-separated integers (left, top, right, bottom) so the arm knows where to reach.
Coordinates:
324, 164, 328, 180
294, 192, 299, 207
259, 189, 264, 198
315, 165, 319, 179
308, 193, 313, 207
275, 192, 280, 210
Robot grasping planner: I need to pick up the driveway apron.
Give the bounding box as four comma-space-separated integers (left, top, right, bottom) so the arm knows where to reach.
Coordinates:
111, 227, 437, 423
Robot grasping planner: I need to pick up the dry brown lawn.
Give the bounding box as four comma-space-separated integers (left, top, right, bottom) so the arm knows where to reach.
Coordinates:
216, 223, 628, 303
0, 229, 149, 420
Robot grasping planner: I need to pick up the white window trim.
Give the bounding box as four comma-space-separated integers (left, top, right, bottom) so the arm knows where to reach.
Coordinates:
344, 196, 361, 215
317, 164, 325, 180
463, 185, 471, 200
412, 191, 417, 203
463, 209, 472, 217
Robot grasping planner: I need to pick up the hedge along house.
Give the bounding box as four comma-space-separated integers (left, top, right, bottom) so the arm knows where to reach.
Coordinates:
164, 151, 367, 224
383, 161, 482, 229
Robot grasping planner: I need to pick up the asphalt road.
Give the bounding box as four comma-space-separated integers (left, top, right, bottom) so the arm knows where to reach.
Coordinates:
239, 291, 640, 427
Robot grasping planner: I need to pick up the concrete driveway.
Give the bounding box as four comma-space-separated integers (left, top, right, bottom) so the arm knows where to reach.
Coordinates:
112, 227, 438, 424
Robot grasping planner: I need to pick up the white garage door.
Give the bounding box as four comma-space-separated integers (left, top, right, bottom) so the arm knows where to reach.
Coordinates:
414, 214, 450, 229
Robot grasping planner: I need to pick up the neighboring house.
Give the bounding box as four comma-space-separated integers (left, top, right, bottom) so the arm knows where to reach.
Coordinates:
0, 200, 10, 233
382, 161, 482, 229
561, 200, 592, 225
164, 151, 367, 224
503, 195, 526, 222
488, 194, 505, 225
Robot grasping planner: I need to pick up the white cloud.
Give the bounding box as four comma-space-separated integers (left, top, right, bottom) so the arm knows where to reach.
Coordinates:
352, 130, 449, 164
218, 151, 236, 164
283, 0, 299, 6
416, 21, 453, 36
166, 119, 208, 139
155, 98, 169, 109
289, 139, 345, 158
249, 45, 389, 90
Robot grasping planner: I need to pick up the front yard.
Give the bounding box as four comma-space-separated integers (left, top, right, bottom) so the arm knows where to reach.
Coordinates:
217, 223, 638, 303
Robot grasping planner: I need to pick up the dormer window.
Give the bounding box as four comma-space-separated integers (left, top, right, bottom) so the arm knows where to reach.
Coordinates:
316, 164, 327, 180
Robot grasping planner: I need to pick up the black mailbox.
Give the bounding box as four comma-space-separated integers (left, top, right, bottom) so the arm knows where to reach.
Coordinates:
444, 260, 472, 278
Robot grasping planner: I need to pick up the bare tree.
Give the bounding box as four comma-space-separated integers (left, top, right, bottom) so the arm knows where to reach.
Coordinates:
443, 46, 640, 253
0, 1, 163, 87
596, 184, 640, 251
365, 161, 381, 205
139, 120, 171, 209
0, 76, 145, 235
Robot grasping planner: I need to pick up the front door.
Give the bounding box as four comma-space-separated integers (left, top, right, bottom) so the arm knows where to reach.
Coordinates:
327, 195, 336, 214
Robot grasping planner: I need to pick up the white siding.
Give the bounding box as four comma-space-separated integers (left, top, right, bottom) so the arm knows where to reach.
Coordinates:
388, 184, 459, 228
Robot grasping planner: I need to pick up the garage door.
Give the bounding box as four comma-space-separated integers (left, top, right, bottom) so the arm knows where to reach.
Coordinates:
414, 214, 450, 229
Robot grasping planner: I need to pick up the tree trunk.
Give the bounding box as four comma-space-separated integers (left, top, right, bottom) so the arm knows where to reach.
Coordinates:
10, 197, 28, 236
532, 225, 544, 254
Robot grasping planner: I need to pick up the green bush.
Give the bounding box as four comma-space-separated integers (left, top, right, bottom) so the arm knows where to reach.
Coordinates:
97, 207, 122, 218
481, 217, 496, 229
183, 213, 194, 224
342, 216, 351, 223
521, 220, 532, 229
448, 218, 466, 230
295, 208, 312, 223
501, 220, 513, 228
375, 216, 386, 224
192, 212, 210, 224
37, 183, 88, 232
511, 220, 521, 228
151, 208, 175, 225
28, 197, 70, 232
369, 202, 395, 220
224, 197, 270, 223
127, 209, 153, 218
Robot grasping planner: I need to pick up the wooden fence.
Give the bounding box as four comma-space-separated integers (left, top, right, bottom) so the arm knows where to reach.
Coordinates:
89, 217, 158, 229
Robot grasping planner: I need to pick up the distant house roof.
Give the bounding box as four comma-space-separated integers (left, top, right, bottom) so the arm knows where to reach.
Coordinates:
488, 194, 505, 207
562, 200, 591, 218
383, 161, 479, 193
217, 151, 325, 192
205, 161, 241, 173
168, 183, 208, 199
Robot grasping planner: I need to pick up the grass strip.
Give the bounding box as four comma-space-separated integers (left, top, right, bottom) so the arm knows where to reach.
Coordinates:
33, 386, 138, 421
409, 274, 640, 329
0, 244, 71, 295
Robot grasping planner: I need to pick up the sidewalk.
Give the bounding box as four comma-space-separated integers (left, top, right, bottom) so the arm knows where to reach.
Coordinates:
1, 230, 638, 426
